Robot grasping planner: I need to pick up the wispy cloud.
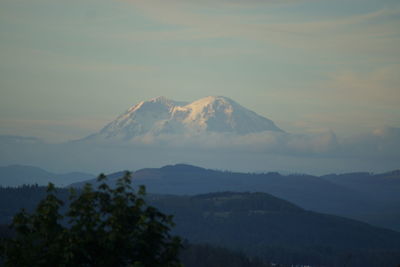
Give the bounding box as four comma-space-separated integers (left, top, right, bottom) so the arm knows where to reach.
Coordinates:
124, 2, 400, 40
96, 128, 399, 161
0, 46, 156, 73
2, 127, 399, 174
1, 0, 399, 148
110, 0, 400, 72
321, 65, 400, 109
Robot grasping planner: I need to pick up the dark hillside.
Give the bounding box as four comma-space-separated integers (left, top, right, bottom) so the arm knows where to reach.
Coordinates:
1, 184, 400, 266
70, 164, 394, 229
149, 192, 400, 266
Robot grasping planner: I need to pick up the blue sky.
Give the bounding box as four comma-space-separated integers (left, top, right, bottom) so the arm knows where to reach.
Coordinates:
1, 0, 399, 142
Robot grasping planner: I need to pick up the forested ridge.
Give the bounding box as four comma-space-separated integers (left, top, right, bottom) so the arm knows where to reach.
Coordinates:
1, 184, 400, 266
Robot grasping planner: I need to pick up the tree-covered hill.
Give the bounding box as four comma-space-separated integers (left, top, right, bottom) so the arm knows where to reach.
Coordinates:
149, 192, 400, 267
1, 185, 399, 266
70, 164, 400, 231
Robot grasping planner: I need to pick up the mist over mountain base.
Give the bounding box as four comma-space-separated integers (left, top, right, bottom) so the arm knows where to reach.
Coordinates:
1, 137, 398, 175
1, 96, 398, 175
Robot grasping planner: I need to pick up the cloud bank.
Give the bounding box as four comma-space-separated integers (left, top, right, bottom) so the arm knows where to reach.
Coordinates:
1, 126, 399, 175
95, 126, 399, 157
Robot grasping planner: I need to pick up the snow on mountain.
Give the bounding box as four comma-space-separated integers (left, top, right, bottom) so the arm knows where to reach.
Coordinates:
84, 96, 283, 141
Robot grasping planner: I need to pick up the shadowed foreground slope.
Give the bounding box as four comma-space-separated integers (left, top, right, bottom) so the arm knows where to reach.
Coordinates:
1, 184, 400, 266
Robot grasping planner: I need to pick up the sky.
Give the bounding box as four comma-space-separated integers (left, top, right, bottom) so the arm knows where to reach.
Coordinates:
0, 0, 400, 142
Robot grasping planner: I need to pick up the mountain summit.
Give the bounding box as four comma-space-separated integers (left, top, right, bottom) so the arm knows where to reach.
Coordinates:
85, 96, 283, 141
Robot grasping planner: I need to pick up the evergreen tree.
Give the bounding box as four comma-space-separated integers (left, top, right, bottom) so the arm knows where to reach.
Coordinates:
0, 172, 182, 267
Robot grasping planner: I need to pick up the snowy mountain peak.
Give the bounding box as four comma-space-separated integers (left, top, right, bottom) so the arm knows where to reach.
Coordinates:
147, 96, 178, 107
186, 96, 240, 116
86, 96, 283, 141
127, 96, 188, 113
190, 95, 233, 105
128, 96, 176, 110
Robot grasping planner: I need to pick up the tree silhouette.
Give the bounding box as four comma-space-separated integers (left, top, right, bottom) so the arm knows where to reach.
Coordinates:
0, 172, 182, 267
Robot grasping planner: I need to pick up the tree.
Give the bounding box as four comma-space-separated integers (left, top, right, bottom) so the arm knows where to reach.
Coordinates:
0, 172, 182, 267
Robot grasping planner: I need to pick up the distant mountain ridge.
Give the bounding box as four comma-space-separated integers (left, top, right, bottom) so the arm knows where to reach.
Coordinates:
83, 96, 283, 141
0, 165, 94, 187
70, 164, 400, 232
322, 170, 400, 201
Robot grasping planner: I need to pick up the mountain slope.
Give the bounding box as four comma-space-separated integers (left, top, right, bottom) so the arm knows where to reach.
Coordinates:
70, 164, 378, 215
0, 165, 94, 187
1, 185, 399, 267
70, 164, 400, 231
83, 96, 283, 141
150, 192, 400, 267
322, 170, 400, 201
322, 170, 400, 231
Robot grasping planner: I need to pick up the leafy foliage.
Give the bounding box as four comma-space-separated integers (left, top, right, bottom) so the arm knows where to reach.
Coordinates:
0, 172, 182, 267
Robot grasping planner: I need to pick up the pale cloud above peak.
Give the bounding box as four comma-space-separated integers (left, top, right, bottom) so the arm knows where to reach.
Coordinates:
120, 0, 400, 61
321, 65, 400, 108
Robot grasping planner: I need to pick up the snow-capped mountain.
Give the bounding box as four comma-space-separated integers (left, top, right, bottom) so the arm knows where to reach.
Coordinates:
84, 96, 283, 141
